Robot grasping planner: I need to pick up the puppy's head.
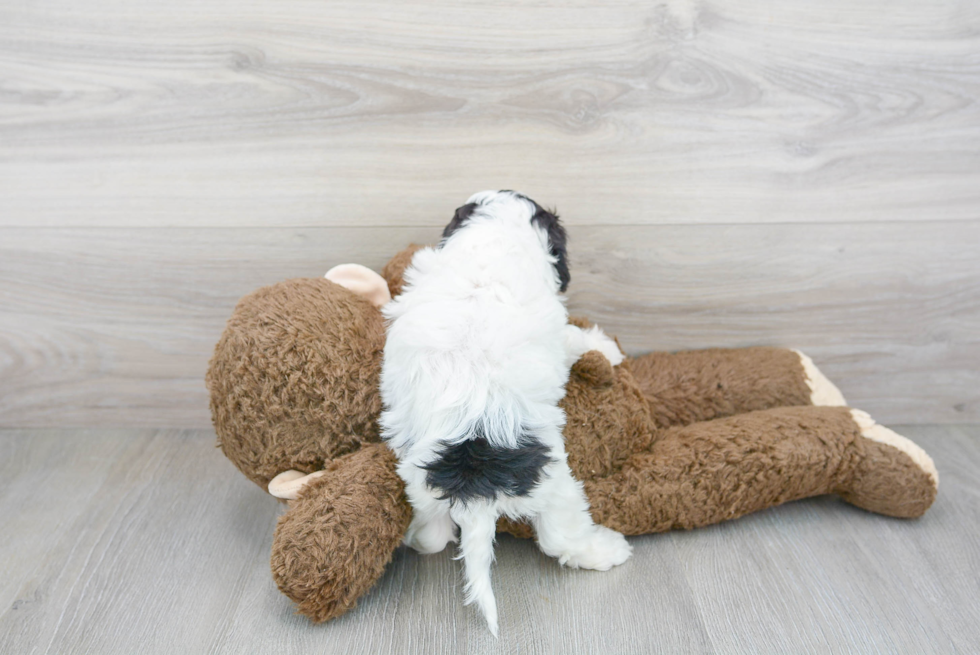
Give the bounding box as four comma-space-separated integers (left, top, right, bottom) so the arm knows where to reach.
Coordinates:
441, 190, 570, 292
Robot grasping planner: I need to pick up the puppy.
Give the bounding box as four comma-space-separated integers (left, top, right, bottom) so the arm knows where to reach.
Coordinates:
380, 190, 631, 636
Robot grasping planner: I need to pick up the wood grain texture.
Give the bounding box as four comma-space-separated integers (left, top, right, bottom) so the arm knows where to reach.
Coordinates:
1, 222, 977, 428
0, 426, 977, 654
2, 2, 976, 650
1, 1, 978, 227
2, 0, 978, 429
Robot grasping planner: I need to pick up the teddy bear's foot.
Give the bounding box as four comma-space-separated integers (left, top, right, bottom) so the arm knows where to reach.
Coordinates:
793, 350, 847, 407
836, 409, 938, 518
551, 524, 632, 571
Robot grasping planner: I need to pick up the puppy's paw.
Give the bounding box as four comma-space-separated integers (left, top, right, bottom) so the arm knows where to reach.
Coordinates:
560, 525, 632, 571
404, 515, 457, 554
585, 328, 625, 367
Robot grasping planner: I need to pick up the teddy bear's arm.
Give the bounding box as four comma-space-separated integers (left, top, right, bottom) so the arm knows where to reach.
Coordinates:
581, 405, 937, 536
382, 243, 429, 298
271, 443, 411, 623
628, 346, 845, 429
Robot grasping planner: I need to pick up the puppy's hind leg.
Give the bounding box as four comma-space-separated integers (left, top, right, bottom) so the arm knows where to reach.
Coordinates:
407, 508, 456, 555
532, 459, 632, 571
449, 501, 500, 637
401, 465, 457, 554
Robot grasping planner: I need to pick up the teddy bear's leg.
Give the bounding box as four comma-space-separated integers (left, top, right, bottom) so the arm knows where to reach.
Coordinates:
627, 347, 844, 429
581, 406, 937, 536
270, 443, 411, 623
838, 409, 938, 518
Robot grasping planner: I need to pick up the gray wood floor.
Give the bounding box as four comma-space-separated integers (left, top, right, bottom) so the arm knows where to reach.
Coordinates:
1, 425, 977, 654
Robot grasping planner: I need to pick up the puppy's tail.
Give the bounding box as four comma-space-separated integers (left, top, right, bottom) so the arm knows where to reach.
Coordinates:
450, 501, 500, 637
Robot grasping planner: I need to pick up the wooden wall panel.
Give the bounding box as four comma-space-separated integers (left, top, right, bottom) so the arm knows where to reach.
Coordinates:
1, 0, 977, 427
1, 1, 978, 227
1, 222, 976, 427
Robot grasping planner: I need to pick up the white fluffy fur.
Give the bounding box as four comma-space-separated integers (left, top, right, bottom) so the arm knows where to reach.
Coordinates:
380, 191, 631, 636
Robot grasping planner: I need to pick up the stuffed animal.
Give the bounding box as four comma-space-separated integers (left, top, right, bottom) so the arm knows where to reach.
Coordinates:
206, 244, 938, 624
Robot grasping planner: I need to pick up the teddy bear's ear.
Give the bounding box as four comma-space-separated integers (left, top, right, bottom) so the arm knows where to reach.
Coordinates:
268, 470, 327, 500
325, 264, 392, 308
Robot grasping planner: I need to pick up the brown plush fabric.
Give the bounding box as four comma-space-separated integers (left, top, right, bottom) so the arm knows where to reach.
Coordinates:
502, 405, 935, 538
206, 278, 385, 488
207, 243, 938, 624
629, 347, 813, 429
562, 356, 653, 481
581, 406, 863, 534
381, 243, 427, 298
838, 436, 938, 518
271, 443, 411, 622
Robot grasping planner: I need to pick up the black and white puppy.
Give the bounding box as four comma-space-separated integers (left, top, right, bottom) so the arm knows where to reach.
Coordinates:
380, 191, 631, 636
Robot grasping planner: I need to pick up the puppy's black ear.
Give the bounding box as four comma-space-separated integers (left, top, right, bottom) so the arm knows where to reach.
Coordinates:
531, 207, 570, 292
441, 202, 478, 242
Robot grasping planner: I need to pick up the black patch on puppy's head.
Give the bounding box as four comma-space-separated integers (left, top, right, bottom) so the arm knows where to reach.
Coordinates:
441, 192, 570, 292
530, 204, 570, 292
441, 202, 478, 241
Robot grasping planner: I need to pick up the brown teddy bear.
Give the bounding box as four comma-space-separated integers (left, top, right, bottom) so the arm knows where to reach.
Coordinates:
206, 244, 938, 625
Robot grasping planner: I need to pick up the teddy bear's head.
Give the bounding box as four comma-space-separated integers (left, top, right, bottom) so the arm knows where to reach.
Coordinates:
206, 276, 388, 489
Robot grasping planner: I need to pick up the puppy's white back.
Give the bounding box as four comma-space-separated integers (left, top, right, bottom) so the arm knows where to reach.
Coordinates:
381, 193, 569, 462
378, 192, 633, 638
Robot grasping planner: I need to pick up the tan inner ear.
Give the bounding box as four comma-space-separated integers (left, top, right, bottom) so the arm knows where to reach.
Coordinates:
325, 263, 392, 307
268, 470, 327, 500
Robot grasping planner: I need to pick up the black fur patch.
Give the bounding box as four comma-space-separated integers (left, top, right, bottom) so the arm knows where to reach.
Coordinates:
422, 429, 553, 503
529, 204, 570, 292
504, 191, 570, 292
440, 202, 478, 241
